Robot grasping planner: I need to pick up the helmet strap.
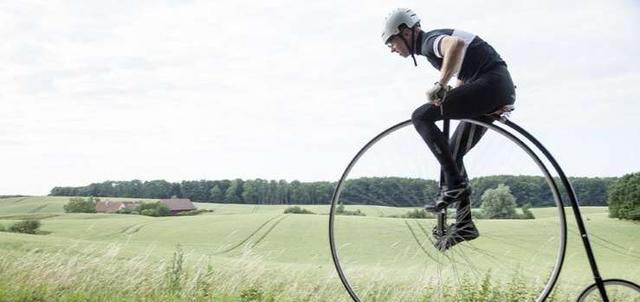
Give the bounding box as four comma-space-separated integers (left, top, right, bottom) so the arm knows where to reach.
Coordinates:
410, 27, 417, 66
400, 28, 418, 67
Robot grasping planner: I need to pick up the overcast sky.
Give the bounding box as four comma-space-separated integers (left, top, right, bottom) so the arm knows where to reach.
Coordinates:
1, 0, 639, 195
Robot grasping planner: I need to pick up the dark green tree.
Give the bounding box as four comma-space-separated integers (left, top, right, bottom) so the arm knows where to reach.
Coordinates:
209, 185, 224, 202
608, 172, 640, 220
268, 180, 279, 203
521, 202, 535, 219
137, 202, 171, 217
289, 180, 310, 204
63, 197, 97, 213
181, 180, 210, 202
142, 180, 172, 199
277, 180, 289, 204
8, 219, 41, 234
481, 184, 518, 219
241, 180, 258, 203
224, 179, 243, 203
170, 182, 183, 198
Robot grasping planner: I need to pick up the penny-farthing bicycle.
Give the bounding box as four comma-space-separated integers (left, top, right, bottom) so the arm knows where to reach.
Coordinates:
328, 107, 640, 301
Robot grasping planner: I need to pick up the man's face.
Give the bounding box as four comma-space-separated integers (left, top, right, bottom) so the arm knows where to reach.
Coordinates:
387, 35, 410, 58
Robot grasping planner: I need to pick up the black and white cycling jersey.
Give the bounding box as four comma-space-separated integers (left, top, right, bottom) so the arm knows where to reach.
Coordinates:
416, 29, 506, 82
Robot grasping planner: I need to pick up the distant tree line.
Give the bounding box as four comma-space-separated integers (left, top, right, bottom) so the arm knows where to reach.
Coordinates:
50, 179, 334, 205
49, 175, 617, 207
469, 175, 617, 207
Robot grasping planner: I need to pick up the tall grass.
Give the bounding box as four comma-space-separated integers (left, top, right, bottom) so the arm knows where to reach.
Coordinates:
0, 244, 578, 302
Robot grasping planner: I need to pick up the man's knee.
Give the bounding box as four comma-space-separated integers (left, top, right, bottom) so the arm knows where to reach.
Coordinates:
411, 104, 437, 125
411, 108, 423, 125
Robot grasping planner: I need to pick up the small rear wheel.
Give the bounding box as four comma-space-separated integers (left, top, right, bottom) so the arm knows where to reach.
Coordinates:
576, 279, 640, 302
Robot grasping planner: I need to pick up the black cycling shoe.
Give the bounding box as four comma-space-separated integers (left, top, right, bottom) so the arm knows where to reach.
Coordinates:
433, 220, 479, 251
424, 183, 471, 213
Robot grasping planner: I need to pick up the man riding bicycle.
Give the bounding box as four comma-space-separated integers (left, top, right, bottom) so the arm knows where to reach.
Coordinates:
382, 8, 516, 250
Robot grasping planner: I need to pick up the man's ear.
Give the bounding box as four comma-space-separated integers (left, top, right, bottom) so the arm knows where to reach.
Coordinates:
400, 27, 413, 40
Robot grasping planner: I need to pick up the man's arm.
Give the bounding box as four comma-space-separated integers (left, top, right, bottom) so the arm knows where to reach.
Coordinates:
437, 36, 465, 85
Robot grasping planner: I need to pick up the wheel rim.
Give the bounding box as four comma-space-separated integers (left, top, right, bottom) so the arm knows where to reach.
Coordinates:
329, 119, 567, 302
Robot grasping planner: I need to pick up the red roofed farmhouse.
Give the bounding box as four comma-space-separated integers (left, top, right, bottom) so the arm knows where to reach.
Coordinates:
95, 198, 195, 215
95, 200, 140, 213
159, 198, 196, 215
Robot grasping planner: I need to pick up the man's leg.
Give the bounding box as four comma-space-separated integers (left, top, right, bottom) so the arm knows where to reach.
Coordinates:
424, 66, 515, 250
411, 104, 466, 188
448, 116, 495, 223
432, 117, 498, 251
412, 76, 502, 210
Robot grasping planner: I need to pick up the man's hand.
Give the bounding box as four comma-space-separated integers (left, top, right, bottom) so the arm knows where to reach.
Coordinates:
426, 82, 450, 105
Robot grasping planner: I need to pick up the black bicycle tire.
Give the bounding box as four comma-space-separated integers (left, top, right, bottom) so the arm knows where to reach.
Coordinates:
328, 118, 568, 302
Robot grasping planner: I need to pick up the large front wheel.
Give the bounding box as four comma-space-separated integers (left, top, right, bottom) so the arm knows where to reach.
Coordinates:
329, 119, 567, 302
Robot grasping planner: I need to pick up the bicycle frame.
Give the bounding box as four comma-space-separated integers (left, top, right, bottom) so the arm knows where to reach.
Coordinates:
444, 117, 610, 301
503, 119, 612, 301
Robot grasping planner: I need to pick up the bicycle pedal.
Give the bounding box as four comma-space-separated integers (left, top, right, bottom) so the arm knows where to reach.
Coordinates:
424, 200, 449, 213
432, 224, 451, 239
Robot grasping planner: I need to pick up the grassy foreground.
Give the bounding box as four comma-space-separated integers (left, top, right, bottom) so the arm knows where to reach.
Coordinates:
0, 242, 578, 302
0, 196, 638, 301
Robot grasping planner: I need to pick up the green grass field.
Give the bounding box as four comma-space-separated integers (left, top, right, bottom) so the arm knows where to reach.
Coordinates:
0, 196, 639, 301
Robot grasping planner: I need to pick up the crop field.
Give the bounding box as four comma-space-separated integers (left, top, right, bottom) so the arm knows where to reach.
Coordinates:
0, 196, 638, 301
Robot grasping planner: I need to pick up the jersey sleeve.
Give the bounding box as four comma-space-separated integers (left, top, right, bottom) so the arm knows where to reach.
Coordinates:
424, 34, 448, 59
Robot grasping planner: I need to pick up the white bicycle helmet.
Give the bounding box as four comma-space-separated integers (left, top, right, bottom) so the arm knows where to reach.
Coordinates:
381, 8, 420, 44
382, 8, 421, 66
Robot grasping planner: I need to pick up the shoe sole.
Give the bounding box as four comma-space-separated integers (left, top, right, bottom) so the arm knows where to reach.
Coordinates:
434, 225, 479, 251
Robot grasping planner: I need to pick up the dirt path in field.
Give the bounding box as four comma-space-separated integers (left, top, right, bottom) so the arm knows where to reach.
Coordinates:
250, 215, 288, 248
213, 214, 284, 255
0, 214, 59, 220
120, 222, 151, 235
29, 204, 48, 213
